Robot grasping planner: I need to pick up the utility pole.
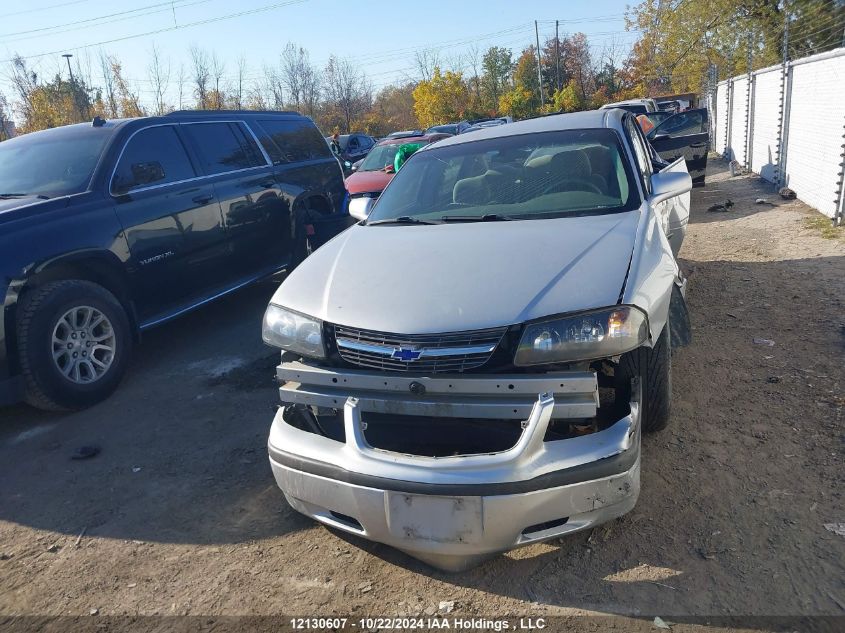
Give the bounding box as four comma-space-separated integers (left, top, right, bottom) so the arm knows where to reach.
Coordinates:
62, 53, 83, 121
535, 20, 544, 108
555, 20, 561, 93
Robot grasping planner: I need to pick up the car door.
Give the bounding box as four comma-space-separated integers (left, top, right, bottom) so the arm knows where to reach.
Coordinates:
647, 108, 709, 186
110, 124, 226, 322
625, 114, 688, 258
180, 120, 288, 279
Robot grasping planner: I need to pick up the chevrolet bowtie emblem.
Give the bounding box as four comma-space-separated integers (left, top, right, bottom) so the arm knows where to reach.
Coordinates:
391, 347, 422, 361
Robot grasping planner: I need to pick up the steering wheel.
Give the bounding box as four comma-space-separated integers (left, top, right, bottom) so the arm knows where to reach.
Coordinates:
542, 179, 602, 196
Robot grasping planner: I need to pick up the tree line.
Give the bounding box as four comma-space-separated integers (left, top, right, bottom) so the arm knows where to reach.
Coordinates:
1, 0, 841, 138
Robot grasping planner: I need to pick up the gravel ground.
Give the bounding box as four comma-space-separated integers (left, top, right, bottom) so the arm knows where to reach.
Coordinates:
1, 158, 843, 631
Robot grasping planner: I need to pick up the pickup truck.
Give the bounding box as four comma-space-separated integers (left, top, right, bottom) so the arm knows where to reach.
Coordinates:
263, 109, 695, 571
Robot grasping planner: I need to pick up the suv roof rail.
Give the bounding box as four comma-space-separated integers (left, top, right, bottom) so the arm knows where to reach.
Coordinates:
166, 109, 302, 117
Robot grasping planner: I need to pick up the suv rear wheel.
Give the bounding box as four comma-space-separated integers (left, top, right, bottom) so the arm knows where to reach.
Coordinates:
17, 280, 132, 410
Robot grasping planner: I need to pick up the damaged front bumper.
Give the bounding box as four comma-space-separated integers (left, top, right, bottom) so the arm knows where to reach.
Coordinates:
267, 361, 641, 571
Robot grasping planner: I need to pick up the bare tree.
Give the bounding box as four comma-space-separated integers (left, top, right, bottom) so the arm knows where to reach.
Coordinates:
280, 43, 321, 115
280, 43, 304, 110
176, 62, 186, 110
323, 55, 372, 133
209, 50, 225, 109
466, 43, 483, 103
189, 45, 210, 108
0, 91, 12, 140
148, 43, 171, 115
263, 62, 285, 109
414, 48, 442, 81
233, 55, 248, 109
98, 50, 118, 117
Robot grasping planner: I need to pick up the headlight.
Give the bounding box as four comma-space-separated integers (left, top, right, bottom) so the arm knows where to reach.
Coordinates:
262, 304, 325, 359
514, 306, 648, 366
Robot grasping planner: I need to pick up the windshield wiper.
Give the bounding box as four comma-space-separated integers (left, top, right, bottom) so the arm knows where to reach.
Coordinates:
440, 213, 514, 222
367, 216, 440, 226
0, 192, 50, 199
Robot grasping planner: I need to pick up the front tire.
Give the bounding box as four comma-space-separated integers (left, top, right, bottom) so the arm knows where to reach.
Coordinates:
616, 323, 672, 433
16, 280, 132, 411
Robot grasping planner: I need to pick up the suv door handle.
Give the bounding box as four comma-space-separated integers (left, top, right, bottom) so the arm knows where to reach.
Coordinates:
192, 194, 214, 204
259, 180, 275, 188
689, 141, 707, 148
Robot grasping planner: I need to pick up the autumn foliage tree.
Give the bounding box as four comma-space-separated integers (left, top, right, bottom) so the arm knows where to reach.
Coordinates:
412, 68, 471, 128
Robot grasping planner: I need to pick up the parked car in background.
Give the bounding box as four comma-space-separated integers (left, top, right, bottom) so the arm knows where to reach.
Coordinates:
600, 98, 659, 115
344, 132, 451, 216
646, 108, 710, 186
657, 100, 680, 113
0, 110, 350, 410
460, 116, 514, 134
324, 133, 377, 164
425, 122, 470, 135
263, 109, 693, 571
384, 130, 426, 139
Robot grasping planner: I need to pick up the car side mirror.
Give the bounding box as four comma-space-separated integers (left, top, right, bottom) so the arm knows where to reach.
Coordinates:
649, 171, 692, 205
349, 196, 375, 221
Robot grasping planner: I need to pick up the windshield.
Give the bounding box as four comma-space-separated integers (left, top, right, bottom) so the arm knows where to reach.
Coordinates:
0, 124, 112, 197
359, 140, 427, 171
367, 129, 638, 223
427, 125, 457, 135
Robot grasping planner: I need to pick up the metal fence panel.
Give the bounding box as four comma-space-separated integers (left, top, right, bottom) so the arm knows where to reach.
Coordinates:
715, 82, 730, 155
782, 54, 845, 218
712, 48, 845, 219
750, 68, 782, 183
730, 76, 749, 166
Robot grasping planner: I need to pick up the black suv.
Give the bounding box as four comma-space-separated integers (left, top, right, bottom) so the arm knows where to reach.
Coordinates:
0, 110, 350, 410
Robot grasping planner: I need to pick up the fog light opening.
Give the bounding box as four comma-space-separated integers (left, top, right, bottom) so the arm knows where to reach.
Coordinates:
521, 516, 569, 537
328, 511, 363, 531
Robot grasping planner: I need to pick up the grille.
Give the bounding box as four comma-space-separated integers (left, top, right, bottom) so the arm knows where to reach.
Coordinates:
333, 324, 507, 373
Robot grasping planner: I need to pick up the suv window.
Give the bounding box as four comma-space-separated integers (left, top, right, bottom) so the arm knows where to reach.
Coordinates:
182, 122, 265, 175
348, 136, 360, 150
256, 119, 332, 163
112, 125, 196, 194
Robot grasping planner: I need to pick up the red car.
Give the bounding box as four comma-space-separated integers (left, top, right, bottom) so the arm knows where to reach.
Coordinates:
344, 133, 451, 200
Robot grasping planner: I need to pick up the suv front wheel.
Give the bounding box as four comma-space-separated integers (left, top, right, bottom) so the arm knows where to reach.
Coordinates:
17, 280, 132, 411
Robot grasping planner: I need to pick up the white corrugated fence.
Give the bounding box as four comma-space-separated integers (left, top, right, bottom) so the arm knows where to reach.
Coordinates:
712, 48, 845, 222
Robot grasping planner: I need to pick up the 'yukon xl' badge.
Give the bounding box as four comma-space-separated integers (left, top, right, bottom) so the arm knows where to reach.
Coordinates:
392, 347, 422, 361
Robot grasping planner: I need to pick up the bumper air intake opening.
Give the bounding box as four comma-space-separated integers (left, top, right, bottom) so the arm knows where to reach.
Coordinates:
522, 516, 570, 537
328, 511, 364, 531
362, 412, 524, 457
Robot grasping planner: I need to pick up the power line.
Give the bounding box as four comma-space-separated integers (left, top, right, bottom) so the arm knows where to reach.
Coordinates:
0, 0, 92, 19
0, 0, 211, 40
1, 0, 311, 63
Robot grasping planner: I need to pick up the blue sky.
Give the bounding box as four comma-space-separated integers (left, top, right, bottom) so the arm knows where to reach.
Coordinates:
0, 0, 637, 110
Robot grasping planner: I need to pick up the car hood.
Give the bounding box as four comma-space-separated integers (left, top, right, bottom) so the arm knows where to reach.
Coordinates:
345, 170, 393, 195
274, 210, 641, 334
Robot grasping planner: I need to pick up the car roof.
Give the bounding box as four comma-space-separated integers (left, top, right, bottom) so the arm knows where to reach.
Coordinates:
429, 109, 622, 149
601, 99, 652, 108
375, 133, 450, 146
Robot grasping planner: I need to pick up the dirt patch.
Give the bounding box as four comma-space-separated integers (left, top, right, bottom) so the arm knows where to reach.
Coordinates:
206, 353, 280, 392
0, 159, 843, 627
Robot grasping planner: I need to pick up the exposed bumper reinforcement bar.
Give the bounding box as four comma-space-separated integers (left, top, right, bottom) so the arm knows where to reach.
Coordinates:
267, 373, 642, 571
